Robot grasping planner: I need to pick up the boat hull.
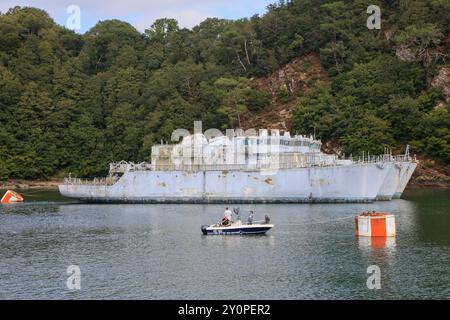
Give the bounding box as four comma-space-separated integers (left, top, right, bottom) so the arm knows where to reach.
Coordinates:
376, 162, 401, 201
59, 163, 392, 203
392, 162, 418, 199
201, 224, 274, 235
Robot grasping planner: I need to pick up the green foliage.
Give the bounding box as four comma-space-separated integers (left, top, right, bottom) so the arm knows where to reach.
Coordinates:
394, 23, 445, 84
145, 18, 179, 44
291, 0, 449, 164
0, 2, 449, 180
411, 105, 450, 163
333, 55, 424, 106
215, 77, 268, 128
292, 84, 337, 141
338, 110, 396, 155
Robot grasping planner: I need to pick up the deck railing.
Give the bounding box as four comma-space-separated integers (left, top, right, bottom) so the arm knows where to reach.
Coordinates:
63, 176, 118, 186
354, 154, 414, 164
63, 153, 416, 186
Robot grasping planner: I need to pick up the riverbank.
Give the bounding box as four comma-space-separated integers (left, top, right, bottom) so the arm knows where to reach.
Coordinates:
2, 173, 450, 192
0, 180, 61, 190
409, 161, 450, 188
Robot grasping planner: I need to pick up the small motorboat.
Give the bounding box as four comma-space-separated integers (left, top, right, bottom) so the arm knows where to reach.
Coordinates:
202, 208, 273, 235
201, 221, 274, 235
201, 219, 274, 235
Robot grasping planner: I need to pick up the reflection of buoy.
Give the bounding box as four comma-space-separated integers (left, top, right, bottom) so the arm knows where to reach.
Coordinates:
357, 236, 396, 249
370, 236, 387, 248
355, 213, 396, 237
1, 190, 24, 203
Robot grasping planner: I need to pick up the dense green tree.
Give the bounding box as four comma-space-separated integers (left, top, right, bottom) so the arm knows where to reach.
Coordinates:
145, 18, 179, 44
80, 20, 143, 73
0, 2, 449, 180
394, 24, 446, 86
215, 77, 268, 128
292, 84, 338, 141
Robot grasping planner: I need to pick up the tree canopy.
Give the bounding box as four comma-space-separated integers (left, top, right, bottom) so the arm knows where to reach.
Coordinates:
0, 1, 449, 179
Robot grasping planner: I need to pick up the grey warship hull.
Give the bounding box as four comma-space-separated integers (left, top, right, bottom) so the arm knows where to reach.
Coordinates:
59, 162, 414, 203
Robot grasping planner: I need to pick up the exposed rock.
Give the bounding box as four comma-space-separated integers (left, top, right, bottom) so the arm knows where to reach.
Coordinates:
322, 140, 343, 156
384, 30, 394, 42
395, 44, 417, 62
0, 180, 61, 190
410, 160, 450, 187
431, 67, 450, 102
241, 54, 328, 130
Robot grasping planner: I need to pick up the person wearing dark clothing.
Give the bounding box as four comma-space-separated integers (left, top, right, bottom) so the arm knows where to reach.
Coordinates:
247, 211, 254, 225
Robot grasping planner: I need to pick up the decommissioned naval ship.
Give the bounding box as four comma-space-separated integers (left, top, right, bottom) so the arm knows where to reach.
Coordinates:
59, 128, 417, 203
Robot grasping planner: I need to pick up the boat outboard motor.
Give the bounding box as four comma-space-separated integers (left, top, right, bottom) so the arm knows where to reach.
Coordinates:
201, 225, 208, 235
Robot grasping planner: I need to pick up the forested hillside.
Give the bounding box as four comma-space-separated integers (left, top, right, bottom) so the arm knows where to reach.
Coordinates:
0, 1, 449, 180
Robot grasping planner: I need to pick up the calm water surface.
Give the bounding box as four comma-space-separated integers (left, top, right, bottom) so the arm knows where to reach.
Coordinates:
0, 188, 449, 299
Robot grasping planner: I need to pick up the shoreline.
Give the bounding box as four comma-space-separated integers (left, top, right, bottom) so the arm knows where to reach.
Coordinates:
407, 183, 450, 189
0, 180, 61, 190
1, 179, 449, 191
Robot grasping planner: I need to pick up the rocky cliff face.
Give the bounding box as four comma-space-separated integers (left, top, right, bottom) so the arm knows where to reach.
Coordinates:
431, 67, 450, 103
395, 45, 418, 63
411, 159, 450, 187
241, 54, 328, 130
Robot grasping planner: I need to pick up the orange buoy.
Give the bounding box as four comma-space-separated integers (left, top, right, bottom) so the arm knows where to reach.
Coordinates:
1, 190, 24, 203
355, 212, 396, 237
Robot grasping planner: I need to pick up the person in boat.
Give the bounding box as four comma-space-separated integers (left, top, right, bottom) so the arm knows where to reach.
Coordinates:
222, 207, 232, 226
233, 208, 241, 222
247, 211, 254, 225
264, 214, 270, 224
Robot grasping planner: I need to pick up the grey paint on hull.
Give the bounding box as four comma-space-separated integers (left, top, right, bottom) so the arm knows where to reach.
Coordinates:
59, 163, 391, 204
76, 197, 375, 204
